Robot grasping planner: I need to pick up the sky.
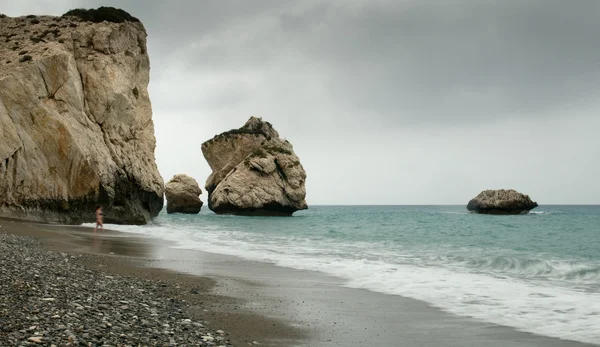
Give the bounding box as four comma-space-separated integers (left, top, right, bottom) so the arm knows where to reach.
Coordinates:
2, 0, 599, 205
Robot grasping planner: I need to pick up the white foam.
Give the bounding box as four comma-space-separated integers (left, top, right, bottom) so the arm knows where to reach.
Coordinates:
104, 221, 600, 344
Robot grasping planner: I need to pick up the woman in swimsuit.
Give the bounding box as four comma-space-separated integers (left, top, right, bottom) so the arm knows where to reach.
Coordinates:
94, 206, 103, 233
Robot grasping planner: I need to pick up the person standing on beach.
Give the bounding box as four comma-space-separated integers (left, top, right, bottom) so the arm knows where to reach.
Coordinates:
94, 206, 103, 233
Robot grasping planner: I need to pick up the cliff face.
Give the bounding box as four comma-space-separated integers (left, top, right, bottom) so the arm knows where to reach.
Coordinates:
202, 117, 307, 216
0, 11, 164, 224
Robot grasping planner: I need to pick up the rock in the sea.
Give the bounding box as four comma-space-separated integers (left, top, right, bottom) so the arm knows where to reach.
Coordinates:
202, 117, 307, 216
0, 8, 163, 224
467, 189, 538, 215
165, 174, 203, 214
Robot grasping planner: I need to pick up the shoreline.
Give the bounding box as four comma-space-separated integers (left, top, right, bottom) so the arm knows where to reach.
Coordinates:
148, 247, 599, 347
0, 217, 306, 346
1, 216, 597, 346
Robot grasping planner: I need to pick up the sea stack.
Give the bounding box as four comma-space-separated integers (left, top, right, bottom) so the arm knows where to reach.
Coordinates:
202, 117, 307, 216
0, 8, 164, 224
467, 189, 538, 215
164, 174, 203, 214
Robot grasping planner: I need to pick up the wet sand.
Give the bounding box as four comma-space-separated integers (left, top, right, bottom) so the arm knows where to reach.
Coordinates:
1, 217, 597, 346
150, 247, 598, 347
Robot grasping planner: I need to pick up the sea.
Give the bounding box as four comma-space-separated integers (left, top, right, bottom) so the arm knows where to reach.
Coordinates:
103, 205, 600, 345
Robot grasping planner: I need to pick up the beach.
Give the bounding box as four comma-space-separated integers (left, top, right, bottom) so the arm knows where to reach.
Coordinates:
1, 215, 597, 347
151, 248, 598, 347
0, 217, 304, 346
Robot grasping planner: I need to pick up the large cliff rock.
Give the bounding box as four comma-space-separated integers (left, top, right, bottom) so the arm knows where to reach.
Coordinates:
202, 117, 307, 216
0, 8, 164, 224
165, 174, 203, 214
467, 189, 538, 215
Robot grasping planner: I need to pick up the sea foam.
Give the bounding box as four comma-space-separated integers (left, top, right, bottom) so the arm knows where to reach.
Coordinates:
95, 205, 600, 344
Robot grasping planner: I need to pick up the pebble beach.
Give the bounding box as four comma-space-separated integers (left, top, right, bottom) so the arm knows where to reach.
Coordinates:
0, 230, 234, 346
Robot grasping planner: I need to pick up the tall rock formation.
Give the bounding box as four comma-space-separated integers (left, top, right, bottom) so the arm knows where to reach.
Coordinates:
165, 174, 203, 214
0, 8, 164, 224
202, 117, 307, 216
467, 189, 538, 215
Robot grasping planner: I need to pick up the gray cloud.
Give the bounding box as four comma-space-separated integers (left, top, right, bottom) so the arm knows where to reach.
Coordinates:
2, 0, 599, 204
142, 0, 600, 122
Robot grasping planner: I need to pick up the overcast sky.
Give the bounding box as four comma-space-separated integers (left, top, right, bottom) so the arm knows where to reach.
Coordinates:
3, 1, 600, 204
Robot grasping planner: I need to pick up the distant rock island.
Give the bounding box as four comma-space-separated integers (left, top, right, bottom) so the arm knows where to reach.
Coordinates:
202, 117, 307, 216
165, 174, 203, 214
0, 8, 164, 224
467, 189, 538, 215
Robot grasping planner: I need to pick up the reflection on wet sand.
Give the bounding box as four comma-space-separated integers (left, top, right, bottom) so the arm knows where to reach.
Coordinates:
77, 231, 154, 258
0, 217, 158, 259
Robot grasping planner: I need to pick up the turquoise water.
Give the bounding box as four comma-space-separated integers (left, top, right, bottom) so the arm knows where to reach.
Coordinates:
105, 205, 600, 344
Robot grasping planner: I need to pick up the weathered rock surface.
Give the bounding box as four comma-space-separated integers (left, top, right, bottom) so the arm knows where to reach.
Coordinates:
467, 189, 538, 215
0, 9, 163, 224
202, 117, 307, 216
165, 174, 203, 214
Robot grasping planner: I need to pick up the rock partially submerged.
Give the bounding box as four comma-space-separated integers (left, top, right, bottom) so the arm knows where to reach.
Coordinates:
467, 189, 538, 215
202, 117, 307, 216
165, 174, 203, 214
0, 8, 163, 224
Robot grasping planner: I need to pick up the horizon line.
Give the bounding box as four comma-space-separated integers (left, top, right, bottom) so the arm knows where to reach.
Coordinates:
299, 204, 600, 206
